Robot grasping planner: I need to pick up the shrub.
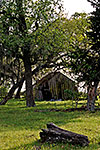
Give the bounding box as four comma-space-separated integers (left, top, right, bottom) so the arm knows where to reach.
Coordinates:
64, 89, 79, 100
0, 86, 8, 99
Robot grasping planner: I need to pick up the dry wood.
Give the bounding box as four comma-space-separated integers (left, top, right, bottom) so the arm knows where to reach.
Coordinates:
40, 123, 89, 147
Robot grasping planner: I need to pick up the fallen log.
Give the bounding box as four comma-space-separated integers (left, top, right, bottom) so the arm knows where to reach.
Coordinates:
40, 123, 90, 147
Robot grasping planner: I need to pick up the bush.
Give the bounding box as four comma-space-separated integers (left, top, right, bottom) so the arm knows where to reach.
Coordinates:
64, 89, 79, 100
0, 86, 8, 99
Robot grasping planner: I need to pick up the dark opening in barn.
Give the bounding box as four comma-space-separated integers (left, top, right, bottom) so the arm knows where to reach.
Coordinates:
41, 83, 52, 100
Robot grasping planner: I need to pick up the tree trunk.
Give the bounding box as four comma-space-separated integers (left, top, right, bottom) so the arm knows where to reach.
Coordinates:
24, 55, 35, 107
40, 123, 90, 147
87, 84, 91, 111
15, 78, 24, 99
91, 81, 99, 111
0, 77, 24, 105
87, 81, 99, 111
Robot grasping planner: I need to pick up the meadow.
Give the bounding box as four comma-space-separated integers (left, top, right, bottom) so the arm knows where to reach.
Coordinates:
0, 99, 100, 150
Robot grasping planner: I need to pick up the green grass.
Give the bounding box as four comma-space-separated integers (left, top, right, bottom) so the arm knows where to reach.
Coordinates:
0, 99, 100, 150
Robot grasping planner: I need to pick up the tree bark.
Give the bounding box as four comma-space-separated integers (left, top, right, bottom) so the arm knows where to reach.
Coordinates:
24, 54, 35, 107
40, 123, 90, 147
87, 81, 99, 111
91, 81, 99, 111
15, 78, 24, 99
0, 77, 24, 105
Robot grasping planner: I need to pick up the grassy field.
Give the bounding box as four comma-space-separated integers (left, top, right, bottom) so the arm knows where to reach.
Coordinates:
0, 99, 100, 150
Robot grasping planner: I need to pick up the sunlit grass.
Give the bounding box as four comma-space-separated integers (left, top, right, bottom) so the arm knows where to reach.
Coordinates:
0, 99, 100, 149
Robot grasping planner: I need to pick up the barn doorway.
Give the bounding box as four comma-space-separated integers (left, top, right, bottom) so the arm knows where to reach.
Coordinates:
41, 82, 52, 101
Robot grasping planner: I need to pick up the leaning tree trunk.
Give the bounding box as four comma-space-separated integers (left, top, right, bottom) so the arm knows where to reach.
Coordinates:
0, 77, 24, 105
15, 78, 24, 99
24, 54, 35, 107
0, 62, 49, 105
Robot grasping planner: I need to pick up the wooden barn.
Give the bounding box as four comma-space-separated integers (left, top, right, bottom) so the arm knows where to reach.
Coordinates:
33, 72, 78, 101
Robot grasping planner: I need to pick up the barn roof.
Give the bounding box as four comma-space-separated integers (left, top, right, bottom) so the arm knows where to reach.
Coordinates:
36, 71, 75, 86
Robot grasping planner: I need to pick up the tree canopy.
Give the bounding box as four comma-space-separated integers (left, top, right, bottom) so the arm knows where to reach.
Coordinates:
0, 0, 66, 106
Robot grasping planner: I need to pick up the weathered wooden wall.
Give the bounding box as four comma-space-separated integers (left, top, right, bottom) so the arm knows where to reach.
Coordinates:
33, 72, 78, 101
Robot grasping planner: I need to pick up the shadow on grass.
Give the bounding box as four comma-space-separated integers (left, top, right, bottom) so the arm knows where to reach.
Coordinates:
0, 99, 100, 131
7, 139, 100, 150
7, 139, 82, 150
7, 140, 40, 150
0, 99, 85, 131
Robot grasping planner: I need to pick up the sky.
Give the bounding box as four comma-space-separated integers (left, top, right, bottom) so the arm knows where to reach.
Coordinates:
63, 0, 94, 17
